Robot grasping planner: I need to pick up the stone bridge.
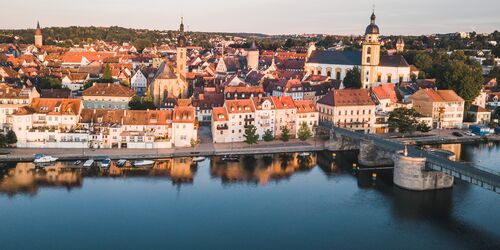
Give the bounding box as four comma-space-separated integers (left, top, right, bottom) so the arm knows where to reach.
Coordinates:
320, 122, 500, 193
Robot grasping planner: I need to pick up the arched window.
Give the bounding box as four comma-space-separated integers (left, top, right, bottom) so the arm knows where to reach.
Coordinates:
367, 47, 372, 55
336, 71, 341, 80
316, 67, 322, 75
326, 67, 332, 77
387, 74, 392, 83
377, 74, 382, 82
366, 56, 371, 64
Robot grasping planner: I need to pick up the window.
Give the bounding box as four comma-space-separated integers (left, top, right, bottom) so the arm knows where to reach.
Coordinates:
336, 71, 341, 80
377, 75, 381, 82
366, 57, 371, 64
367, 47, 372, 55
387, 74, 392, 83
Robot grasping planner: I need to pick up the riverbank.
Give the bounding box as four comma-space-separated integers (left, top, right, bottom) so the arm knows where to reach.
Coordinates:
0, 139, 326, 162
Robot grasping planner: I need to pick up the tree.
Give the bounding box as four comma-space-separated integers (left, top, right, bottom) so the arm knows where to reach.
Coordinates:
262, 129, 274, 142
436, 59, 483, 108
297, 122, 313, 141
388, 108, 421, 134
343, 66, 362, 89
414, 52, 433, 77
6, 130, 17, 144
39, 77, 62, 89
416, 122, 431, 133
128, 96, 156, 110
102, 64, 113, 83
190, 138, 200, 148
244, 125, 259, 144
280, 126, 290, 142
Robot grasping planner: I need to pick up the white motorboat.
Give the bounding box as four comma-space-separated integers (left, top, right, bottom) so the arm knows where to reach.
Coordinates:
116, 159, 127, 167
221, 155, 239, 162
298, 152, 311, 158
74, 160, 82, 165
34, 155, 58, 163
83, 159, 94, 168
133, 160, 155, 167
101, 158, 111, 168
192, 156, 206, 162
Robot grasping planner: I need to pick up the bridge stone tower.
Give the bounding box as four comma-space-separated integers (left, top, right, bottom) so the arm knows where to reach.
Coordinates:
393, 151, 454, 191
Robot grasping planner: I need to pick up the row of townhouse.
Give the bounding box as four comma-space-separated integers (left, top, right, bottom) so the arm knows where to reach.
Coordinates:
10, 98, 198, 148
211, 96, 318, 143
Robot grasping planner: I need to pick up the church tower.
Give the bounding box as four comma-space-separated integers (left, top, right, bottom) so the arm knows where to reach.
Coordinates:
246, 41, 259, 70
396, 37, 405, 53
35, 21, 43, 47
176, 17, 187, 83
361, 11, 381, 88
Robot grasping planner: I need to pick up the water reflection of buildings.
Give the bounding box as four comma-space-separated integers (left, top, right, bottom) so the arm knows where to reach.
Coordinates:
210, 153, 318, 185
0, 162, 82, 196
109, 158, 197, 185
439, 143, 462, 161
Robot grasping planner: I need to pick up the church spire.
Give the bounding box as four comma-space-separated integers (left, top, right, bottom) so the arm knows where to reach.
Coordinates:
37, 21, 40, 29
370, 8, 376, 25
179, 17, 184, 34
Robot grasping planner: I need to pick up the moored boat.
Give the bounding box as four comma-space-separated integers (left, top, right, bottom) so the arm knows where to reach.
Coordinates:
116, 159, 127, 167
74, 160, 82, 165
298, 152, 311, 158
34, 155, 58, 163
133, 160, 155, 167
193, 156, 206, 162
221, 155, 239, 162
83, 159, 94, 168
101, 158, 111, 168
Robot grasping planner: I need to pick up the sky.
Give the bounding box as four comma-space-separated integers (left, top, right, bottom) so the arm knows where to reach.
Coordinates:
2, 0, 499, 35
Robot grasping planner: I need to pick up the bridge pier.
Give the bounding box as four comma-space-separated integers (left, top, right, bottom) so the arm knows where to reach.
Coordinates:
393, 152, 454, 191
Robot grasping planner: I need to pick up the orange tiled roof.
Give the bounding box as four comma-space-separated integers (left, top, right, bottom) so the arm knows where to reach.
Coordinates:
173, 106, 196, 123
225, 99, 255, 113
271, 96, 296, 109
294, 100, 317, 113
372, 83, 398, 103
83, 83, 135, 97
212, 107, 228, 122
15, 98, 81, 115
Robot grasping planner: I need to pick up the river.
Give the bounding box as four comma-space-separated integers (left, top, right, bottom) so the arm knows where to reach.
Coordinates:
0, 143, 499, 250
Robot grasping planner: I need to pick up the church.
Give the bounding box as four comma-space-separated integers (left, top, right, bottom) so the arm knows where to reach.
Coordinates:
150, 18, 189, 106
304, 11, 411, 88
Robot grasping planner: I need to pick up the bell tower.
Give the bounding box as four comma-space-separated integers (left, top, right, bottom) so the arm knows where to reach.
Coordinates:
361, 11, 381, 88
176, 17, 187, 82
35, 21, 43, 47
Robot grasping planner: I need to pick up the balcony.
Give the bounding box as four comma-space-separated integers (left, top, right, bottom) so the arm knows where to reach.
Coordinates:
244, 117, 255, 122
216, 124, 229, 130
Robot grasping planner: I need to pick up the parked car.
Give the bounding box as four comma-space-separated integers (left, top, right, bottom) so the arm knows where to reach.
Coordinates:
452, 132, 463, 137
464, 131, 475, 136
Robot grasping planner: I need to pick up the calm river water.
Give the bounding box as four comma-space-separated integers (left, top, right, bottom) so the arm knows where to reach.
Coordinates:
0, 142, 499, 250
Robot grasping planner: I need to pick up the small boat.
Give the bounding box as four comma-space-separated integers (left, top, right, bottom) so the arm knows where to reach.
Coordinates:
34, 155, 58, 163
298, 152, 311, 158
116, 159, 127, 167
73, 160, 82, 165
101, 158, 111, 168
192, 156, 206, 162
133, 160, 155, 167
221, 155, 239, 162
83, 159, 94, 168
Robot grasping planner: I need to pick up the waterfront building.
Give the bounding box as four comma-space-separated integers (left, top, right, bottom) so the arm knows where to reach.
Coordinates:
467, 105, 491, 125
272, 96, 297, 137
79, 107, 198, 149
253, 97, 276, 138
304, 11, 411, 88
224, 99, 256, 143
82, 83, 135, 109
294, 100, 319, 137
411, 89, 465, 129
317, 88, 376, 133
0, 84, 40, 128
11, 98, 88, 148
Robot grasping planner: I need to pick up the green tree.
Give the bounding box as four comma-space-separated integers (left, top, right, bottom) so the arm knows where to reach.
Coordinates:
297, 122, 313, 141
416, 122, 431, 133
128, 96, 156, 110
0, 133, 5, 148
280, 126, 290, 142
414, 52, 433, 77
343, 66, 362, 89
388, 108, 421, 134
243, 125, 259, 144
102, 64, 113, 83
436, 59, 483, 108
6, 130, 17, 144
262, 129, 274, 142
39, 77, 62, 89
